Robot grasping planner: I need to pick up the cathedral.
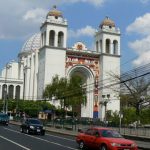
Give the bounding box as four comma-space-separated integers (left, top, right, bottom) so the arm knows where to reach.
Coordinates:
0, 6, 121, 120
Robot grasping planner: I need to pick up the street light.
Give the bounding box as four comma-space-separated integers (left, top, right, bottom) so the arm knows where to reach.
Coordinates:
100, 94, 110, 125
3, 63, 10, 114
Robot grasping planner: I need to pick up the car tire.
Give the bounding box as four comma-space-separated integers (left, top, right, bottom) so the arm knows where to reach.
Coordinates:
20, 127, 23, 133
100, 144, 107, 150
41, 131, 45, 136
79, 141, 85, 149
26, 129, 30, 134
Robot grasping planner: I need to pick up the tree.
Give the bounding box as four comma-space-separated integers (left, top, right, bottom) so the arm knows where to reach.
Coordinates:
111, 69, 150, 116
43, 75, 86, 117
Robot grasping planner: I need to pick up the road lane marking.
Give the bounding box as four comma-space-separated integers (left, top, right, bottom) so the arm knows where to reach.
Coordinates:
0, 135, 31, 150
26, 136, 78, 150
4, 127, 78, 150
45, 133, 75, 141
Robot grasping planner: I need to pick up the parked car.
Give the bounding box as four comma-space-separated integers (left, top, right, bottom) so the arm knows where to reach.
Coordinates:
76, 127, 138, 150
20, 118, 45, 135
0, 113, 9, 125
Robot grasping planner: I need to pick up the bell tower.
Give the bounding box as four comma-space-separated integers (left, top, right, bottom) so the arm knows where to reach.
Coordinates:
38, 6, 68, 99
95, 17, 121, 120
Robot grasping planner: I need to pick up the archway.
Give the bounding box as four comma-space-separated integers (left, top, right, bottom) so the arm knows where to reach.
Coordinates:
67, 65, 94, 118
8, 85, 14, 99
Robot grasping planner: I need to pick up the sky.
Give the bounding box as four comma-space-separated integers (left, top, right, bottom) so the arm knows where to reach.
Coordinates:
0, 0, 150, 72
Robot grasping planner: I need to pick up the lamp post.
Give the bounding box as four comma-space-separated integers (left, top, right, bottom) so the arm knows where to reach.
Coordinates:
3, 63, 9, 114
101, 94, 110, 125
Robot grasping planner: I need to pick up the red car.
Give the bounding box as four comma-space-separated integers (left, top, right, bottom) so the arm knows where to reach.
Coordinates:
76, 127, 138, 150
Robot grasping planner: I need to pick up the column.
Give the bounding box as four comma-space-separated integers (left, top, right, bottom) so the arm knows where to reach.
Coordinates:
13, 85, 16, 99
110, 41, 114, 54
55, 33, 58, 47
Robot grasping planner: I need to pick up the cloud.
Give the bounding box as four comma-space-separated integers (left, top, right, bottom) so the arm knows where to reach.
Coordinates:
132, 51, 150, 66
0, 0, 106, 40
23, 8, 47, 23
126, 13, 150, 36
65, 0, 105, 6
140, 0, 150, 4
69, 26, 96, 38
127, 13, 150, 66
129, 36, 150, 54
129, 35, 150, 66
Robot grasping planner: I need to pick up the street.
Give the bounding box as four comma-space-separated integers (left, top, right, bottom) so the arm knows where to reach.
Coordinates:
0, 124, 78, 150
0, 124, 149, 150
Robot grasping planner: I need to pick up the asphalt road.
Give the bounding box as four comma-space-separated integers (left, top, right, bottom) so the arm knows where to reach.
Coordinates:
0, 124, 149, 150
0, 124, 78, 150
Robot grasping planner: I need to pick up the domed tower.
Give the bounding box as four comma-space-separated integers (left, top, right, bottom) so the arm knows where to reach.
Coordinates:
95, 17, 121, 120
18, 33, 41, 100
38, 6, 68, 99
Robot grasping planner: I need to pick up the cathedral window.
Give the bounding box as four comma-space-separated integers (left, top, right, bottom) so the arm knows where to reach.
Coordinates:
44, 31, 46, 45
15, 85, 20, 100
58, 31, 64, 47
96, 41, 99, 52
100, 40, 102, 53
106, 39, 110, 54
113, 40, 118, 55
49, 30, 55, 46
8, 85, 14, 99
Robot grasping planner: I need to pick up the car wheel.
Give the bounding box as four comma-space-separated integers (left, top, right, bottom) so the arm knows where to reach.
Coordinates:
79, 141, 85, 149
41, 131, 45, 136
26, 129, 29, 134
20, 127, 23, 133
100, 144, 107, 150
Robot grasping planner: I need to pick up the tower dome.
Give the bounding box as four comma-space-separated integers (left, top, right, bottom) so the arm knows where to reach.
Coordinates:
47, 5, 63, 18
100, 16, 115, 28
21, 33, 41, 53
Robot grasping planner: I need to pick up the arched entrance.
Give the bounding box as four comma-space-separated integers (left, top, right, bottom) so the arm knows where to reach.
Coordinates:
67, 65, 94, 118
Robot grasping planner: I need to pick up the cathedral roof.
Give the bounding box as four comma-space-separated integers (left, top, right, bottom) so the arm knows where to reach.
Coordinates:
21, 33, 41, 53
100, 16, 115, 28
47, 5, 63, 18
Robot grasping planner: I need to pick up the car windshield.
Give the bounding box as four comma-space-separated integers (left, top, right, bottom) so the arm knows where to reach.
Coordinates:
28, 119, 41, 124
101, 130, 122, 138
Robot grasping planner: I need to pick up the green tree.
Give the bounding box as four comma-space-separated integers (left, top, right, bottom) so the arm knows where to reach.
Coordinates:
43, 75, 86, 117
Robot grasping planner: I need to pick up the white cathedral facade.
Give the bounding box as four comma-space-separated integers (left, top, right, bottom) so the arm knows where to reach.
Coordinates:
0, 6, 121, 120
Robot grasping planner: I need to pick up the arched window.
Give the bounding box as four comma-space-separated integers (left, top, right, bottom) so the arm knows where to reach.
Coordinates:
15, 85, 20, 100
58, 31, 64, 47
49, 30, 55, 46
100, 40, 102, 53
8, 85, 14, 99
106, 39, 110, 54
96, 41, 99, 52
44, 31, 46, 45
41, 33, 44, 46
2, 84, 7, 99
113, 40, 118, 55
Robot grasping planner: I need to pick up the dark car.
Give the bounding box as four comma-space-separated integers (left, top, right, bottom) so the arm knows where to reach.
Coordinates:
76, 127, 138, 150
20, 118, 45, 135
0, 113, 9, 125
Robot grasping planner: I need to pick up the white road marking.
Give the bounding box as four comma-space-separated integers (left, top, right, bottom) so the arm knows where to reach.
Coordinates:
0, 135, 31, 150
4, 127, 78, 150
45, 133, 75, 141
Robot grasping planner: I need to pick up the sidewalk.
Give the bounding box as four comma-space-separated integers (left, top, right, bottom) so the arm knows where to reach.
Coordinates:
10, 121, 150, 150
